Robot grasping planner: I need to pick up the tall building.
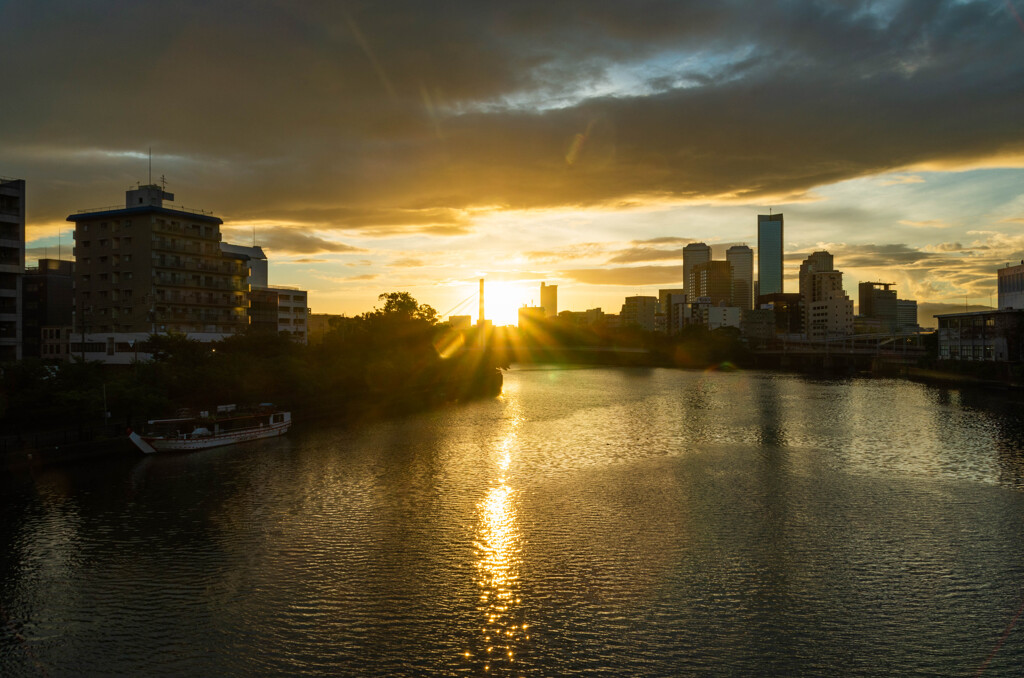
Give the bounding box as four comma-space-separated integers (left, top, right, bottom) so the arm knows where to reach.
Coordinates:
798, 251, 834, 333
798, 251, 852, 339
726, 245, 753, 310
997, 261, 1024, 310
798, 251, 833, 292
540, 282, 557, 317
0, 177, 25, 361
896, 299, 919, 330
22, 259, 74, 359
683, 242, 711, 295
757, 213, 784, 296
68, 184, 248, 334
859, 282, 898, 332
692, 260, 733, 307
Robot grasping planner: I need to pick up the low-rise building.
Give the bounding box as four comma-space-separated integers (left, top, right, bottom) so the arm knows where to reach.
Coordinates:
620, 296, 659, 331
22, 259, 74, 359
936, 309, 1024, 361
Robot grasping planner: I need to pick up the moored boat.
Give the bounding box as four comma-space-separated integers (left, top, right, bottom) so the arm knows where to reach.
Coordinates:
128, 404, 291, 454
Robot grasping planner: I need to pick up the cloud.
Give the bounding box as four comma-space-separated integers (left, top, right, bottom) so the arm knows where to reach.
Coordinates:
881, 174, 925, 186
630, 236, 693, 246
899, 219, 950, 229
391, 257, 425, 267
228, 227, 366, 254
607, 246, 682, 264
524, 243, 608, 262
3, 1, 1024, 233
562, 265, 682, 286
316, 272, 380, 283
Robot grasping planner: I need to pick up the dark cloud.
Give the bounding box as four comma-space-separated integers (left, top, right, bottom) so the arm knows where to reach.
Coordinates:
2, 1, 1022, 232
563, 265, 682, 286
234, 227, 366, 254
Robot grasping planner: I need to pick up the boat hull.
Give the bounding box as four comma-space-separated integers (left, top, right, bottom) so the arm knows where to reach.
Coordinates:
130, 419, 291, 454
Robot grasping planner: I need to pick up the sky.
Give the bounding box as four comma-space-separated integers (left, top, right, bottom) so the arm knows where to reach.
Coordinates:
4, 0, 1024, 326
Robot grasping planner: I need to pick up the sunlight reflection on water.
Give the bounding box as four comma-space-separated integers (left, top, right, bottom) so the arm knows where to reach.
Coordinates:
470, 391, 527, 673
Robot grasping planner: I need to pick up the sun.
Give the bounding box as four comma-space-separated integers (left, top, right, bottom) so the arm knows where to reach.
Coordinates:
484, 281, 530, 327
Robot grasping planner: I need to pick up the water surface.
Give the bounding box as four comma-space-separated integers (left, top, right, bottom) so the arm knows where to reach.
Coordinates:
3, 367, 1024, 675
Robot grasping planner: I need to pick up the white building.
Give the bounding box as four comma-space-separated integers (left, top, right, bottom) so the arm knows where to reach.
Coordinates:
997, 261, 1024, 310
707, 306, 741, 330
222, 242, 308, 343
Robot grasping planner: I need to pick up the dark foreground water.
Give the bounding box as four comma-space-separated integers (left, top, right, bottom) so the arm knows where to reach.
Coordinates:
4, 367, 1024, 676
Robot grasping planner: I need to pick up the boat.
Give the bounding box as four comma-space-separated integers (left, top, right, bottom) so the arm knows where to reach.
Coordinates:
128, 404, 291, 454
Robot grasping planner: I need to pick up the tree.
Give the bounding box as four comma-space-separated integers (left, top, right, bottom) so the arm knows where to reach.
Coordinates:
373, 292, 439, 325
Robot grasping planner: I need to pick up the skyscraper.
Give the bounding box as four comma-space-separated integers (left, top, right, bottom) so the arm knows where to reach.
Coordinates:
683, 242, 711, 294
757, 213, 784, 297
726, 245, 753, 310
540, 282, 557, 317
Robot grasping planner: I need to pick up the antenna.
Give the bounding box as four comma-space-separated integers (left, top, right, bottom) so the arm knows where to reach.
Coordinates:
253, 224, 256, 247
160, 174, 167, 190
58, 229, 61, 261
149, 147, 152, 185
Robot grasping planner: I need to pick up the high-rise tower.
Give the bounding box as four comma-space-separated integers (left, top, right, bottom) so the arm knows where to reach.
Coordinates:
757, 213, 784, 297
540, 282, 557, 317
726, 245, 753, 310
683, 242, 711, 295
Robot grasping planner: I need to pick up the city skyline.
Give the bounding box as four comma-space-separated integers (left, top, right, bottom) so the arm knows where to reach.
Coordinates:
3, 2, 1024, 325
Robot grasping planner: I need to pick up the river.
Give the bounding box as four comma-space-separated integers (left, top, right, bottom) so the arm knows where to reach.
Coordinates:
3, 367, 1024, 676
